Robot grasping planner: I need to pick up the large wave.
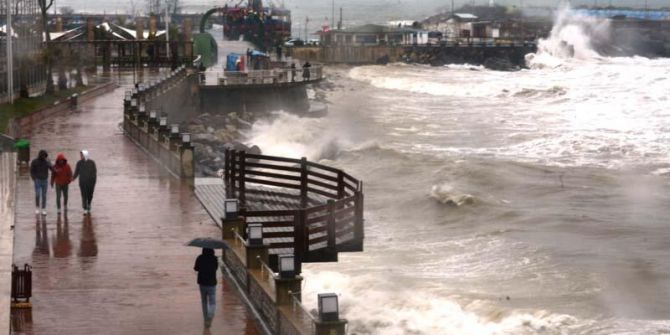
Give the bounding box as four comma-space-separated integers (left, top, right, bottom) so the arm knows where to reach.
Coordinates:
526, 5, 609, 69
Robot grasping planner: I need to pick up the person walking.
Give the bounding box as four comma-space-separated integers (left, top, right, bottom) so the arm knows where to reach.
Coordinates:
302, 61, 312, 81
51, 153, 73, 215
30, 150, 52, 215
72, 150, 97, 215
194, 248, 218, 328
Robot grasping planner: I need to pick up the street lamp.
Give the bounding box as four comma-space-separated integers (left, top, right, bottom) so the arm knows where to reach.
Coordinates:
318, 293, 339, 321
224, 199, 239, 219
278, 254, 295, 278
159, 116, 167, 127
170, 124, 179, 135
181, 133, 191, 145
247, 223, 263, 246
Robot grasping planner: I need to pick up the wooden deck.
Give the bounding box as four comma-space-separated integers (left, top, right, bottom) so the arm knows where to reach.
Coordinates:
195, 178, 332, 256
195, 150, 364, 270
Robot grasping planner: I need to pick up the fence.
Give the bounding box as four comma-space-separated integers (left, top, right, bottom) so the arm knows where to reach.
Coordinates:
224, 150, 364, 272
201, 65, 324, 87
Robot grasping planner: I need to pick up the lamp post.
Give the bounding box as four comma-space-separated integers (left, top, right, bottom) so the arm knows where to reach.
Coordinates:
278, 254, 295, 278
247, 223, 263, 246
6, 0, 13, 104
317, 293, 339, 321
224, 199, 239, 219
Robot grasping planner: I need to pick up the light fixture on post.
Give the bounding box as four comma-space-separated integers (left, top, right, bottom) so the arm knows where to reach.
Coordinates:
318, 293, 339, 322
278, 254, 295, 278
159, 116, 168, 128
181, 133, 191, 145
224, 199, 239, 219
247, 223, 263, 246
149, 110, 157, 121
170, 124, 179, 136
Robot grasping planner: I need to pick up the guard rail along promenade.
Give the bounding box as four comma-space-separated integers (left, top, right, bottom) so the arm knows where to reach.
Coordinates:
200, 65, 324, 88
122, 66, 195, 178
196, 150, 365, 335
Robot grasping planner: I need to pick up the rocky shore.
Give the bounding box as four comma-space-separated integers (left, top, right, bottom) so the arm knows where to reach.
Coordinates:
186, 111, 262, 177
187, 81, 333, 177
399, 45, 536, 71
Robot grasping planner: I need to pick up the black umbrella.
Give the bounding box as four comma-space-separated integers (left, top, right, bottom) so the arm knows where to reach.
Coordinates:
186, 237, 228, 249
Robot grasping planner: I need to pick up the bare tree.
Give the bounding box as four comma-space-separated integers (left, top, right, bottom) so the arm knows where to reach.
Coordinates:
59, 6, 75, 15
37, 0, 53, 42
38, 0, 55, 93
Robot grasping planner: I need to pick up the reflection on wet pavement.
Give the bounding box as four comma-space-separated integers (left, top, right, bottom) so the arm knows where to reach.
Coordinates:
11, 72, 260, 335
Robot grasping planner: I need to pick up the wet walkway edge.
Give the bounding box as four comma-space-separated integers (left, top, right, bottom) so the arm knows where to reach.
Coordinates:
1, 153, 17, 335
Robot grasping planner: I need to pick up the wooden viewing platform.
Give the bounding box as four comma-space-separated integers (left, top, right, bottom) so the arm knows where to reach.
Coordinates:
196, 150, 364, 273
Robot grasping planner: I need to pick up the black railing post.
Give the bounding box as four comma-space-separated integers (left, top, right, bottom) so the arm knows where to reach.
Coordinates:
239, 151, 247, 209
230, 150, 237, 196
327, 199, 336, 249
294, 210, 306, 274
354, 191, 364, 241
337, 171, 345, 199
300, 157, 308, 208
224, 149, 230, 182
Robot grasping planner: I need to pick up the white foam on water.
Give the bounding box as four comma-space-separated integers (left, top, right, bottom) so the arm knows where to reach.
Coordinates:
300, 269, 584, 335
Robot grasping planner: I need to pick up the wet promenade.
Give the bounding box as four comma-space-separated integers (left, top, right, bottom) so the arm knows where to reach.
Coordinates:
10, 73, 260, 335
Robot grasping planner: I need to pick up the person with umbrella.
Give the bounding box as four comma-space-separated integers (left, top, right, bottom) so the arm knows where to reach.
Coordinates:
194, 247, 218, 328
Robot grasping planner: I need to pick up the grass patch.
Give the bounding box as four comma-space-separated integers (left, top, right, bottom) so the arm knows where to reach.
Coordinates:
0, 86, 88, 134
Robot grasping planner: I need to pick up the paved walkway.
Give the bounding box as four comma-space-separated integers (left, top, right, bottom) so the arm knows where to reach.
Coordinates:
10, 73, 261, 335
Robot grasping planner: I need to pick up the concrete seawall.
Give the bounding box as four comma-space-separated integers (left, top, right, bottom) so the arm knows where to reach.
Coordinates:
200, 84, 309, 115
289, 44, 537, 69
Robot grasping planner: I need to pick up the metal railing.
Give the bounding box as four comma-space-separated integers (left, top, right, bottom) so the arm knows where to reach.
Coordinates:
288, 291, 316, 333
201, 65, 324, 87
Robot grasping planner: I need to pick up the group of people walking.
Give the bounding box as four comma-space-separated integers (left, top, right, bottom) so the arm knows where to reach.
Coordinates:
30, 149, 97, 216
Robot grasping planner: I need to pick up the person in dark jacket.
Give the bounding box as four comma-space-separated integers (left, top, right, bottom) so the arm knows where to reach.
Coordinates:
51, 153, 73, 214
194, 248, 218, 327
30, 150, 52, 215
72, 150, 97, 215
302, 61, 311, 81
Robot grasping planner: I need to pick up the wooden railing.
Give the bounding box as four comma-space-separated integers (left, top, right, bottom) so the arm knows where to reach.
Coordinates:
224, 149, 364, 271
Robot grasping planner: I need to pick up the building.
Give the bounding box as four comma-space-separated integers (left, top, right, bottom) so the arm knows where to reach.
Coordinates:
320, 24, 429, 46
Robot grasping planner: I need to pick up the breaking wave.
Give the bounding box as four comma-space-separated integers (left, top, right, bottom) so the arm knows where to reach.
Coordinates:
526, 5, 608, 69
430, 182, 476, 207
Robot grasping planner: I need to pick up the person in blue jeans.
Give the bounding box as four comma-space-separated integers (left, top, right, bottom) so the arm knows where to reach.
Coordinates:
30, 150, 52, 216
194, 248, 218, 328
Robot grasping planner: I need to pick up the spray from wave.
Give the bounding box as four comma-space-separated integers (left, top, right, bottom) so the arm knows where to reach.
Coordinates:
526, 5, 609, 69
301, 269, 583, 335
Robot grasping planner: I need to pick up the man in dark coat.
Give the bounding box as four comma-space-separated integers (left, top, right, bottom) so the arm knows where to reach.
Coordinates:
72, 149, 97, 215
30, 149, 52, 215
194, 248, 218, 328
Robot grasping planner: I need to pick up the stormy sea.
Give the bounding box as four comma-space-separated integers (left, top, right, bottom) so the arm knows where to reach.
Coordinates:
242, 11, 670, 335
57, 0, 670, 333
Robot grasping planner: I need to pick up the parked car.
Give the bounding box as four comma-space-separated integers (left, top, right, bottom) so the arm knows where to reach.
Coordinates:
284, 38, 304, 47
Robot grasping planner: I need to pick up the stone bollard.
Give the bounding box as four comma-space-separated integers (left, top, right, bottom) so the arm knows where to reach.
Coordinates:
314, 319, 347, 335
146, 111, 157, 134
180, 136, 194, 178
